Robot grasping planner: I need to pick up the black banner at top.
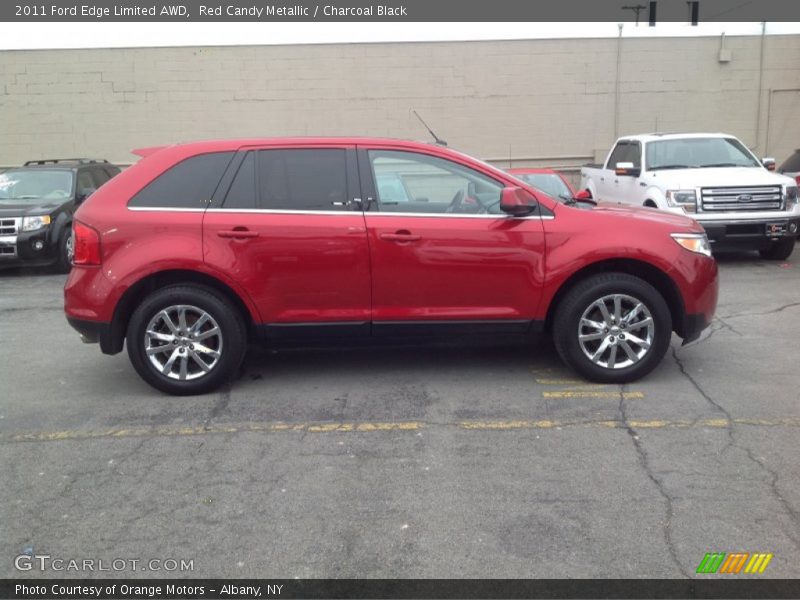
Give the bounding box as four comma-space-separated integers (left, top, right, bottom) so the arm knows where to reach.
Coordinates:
2, 0, 800, 22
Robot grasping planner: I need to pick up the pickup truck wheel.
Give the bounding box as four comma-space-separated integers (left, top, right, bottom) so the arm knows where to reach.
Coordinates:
126, 285, 247, 395
553, 273, 672, 383
54, 229, 73, 273
758, 238, 795, 260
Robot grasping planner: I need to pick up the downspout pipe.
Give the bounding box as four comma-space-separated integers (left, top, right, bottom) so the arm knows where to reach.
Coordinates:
754, 22, 766, 152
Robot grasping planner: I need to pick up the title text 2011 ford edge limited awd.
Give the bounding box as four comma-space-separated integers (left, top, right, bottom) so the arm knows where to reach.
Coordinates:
64, 138, 718, 395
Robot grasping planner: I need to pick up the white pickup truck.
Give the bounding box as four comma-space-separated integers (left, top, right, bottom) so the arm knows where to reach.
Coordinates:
581, 133, 799, 259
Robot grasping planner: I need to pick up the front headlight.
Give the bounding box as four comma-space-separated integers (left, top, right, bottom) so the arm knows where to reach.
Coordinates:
22, 215, 51, 231
671, 233, 712, 257
786, 185, 798, 210
665, 189, 697, 213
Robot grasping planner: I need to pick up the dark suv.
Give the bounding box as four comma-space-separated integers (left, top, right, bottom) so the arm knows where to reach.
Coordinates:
0, 158, 121, 272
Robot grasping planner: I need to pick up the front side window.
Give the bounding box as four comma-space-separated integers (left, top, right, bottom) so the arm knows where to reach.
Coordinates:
646, 137, 760, 170
129, 152, 234, 208
258, 149, 348, 211
606, 142, 630, 169
369, 150, 503, 214
0, 170, 74, 203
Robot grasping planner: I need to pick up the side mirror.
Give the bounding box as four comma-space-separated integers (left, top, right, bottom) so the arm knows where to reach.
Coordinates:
77, 187, 96, 202
500, 186, 538, 217
762, 158, 776, 171
615, 162, 641, 178
574, 189, 593, 201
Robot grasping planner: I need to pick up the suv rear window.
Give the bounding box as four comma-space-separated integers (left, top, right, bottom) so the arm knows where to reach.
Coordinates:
129, 152, 234, 209
258, 149, 347, 211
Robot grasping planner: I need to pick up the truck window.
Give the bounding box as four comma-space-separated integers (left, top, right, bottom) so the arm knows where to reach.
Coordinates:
606, 142, 630, 169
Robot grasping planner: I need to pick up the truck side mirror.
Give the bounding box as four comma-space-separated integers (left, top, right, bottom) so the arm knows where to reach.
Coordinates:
762, 158, 776, 171
615, 162, 641, 177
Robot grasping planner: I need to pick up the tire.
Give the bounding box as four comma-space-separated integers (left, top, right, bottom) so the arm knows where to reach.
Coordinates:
54, 228, 73, 274
552, 273, 672, 383
758, 238, 795, 260
126, 285, 247, 395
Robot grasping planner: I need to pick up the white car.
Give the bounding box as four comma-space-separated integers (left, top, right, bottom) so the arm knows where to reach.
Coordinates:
581, 133, 799, 260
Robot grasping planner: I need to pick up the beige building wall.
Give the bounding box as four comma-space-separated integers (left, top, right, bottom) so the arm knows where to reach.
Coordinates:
1, 34, 799, 182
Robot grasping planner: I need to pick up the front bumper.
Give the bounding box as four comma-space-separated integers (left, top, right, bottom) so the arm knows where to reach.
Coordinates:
697, 217, 800, 251
0, 226, 59, 268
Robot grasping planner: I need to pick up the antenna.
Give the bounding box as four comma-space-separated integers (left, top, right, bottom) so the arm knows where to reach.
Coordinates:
412, 110, 447, 146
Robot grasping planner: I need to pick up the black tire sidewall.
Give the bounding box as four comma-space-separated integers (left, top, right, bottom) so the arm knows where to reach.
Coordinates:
55, 229, 73, 273
126, 286, 246, 395
554, 274, 672, 383
759, 238, 795, 260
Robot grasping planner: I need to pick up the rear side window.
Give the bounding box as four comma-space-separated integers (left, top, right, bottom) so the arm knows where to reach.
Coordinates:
129, 152, 234, 208
258, 149, 347, 211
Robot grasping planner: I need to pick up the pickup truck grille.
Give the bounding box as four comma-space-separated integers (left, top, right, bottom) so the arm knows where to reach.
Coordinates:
0, 218, 20, 235
700, 186, 783, 212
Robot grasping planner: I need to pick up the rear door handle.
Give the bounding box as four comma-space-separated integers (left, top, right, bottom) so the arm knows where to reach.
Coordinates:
217, 228, 259, 239
380, 231, 421, 242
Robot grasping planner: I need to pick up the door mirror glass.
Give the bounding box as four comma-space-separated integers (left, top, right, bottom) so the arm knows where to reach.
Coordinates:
762, 157, 776, 171
499, 187, 538, 216
77, 187, 96, 202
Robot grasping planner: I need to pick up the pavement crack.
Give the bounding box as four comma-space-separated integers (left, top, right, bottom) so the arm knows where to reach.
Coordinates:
720, 301, 800, 320
203, 384, 232, 430
617, 386, 690, 578
671, 346, 734, 452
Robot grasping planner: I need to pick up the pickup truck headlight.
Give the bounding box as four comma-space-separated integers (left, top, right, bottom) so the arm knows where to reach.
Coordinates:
21, 215, 52, 231
665, 190, 697, 213
671, 233, 712, 257
786, 186, 798, 210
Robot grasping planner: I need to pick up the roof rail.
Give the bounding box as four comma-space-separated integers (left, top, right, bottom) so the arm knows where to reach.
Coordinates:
23, 158, 110, 166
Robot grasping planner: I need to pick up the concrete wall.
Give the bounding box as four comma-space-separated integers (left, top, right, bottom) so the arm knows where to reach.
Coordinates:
2, 34, 799, 180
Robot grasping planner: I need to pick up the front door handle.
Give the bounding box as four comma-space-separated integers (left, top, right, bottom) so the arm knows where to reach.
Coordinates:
218, 228, 259, 239
380, 231, 421, 242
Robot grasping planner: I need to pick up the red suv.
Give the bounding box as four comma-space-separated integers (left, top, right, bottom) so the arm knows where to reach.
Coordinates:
64, 138, 718, 395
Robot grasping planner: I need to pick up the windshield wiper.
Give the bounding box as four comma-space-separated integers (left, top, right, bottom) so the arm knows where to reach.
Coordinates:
650, 165, 693, 170
559, 193, 577, 206
698, 163, 741, 168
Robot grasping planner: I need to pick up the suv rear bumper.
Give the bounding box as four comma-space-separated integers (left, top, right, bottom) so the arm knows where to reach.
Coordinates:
698, 217, 799, 251
66, 317, 117, 354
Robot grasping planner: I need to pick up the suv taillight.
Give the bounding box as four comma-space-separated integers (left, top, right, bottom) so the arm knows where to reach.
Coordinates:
73, 221, 101, 265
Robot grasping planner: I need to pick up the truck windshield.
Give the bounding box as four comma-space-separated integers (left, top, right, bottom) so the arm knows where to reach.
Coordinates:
646, 137, 760, 170
0, 170, 74, 202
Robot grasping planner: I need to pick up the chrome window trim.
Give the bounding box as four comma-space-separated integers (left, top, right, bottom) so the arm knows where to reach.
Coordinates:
127, 207, 555, 220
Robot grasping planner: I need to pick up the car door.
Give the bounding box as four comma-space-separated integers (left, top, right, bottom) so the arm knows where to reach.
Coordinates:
203, 145, 371, 338
601, 141, 630, 203
358, 146, 547, 335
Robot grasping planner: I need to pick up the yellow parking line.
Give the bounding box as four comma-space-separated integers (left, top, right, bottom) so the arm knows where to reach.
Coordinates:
534, 378, 596, 385
3, 416, 800, 444
543, 391, 645, 399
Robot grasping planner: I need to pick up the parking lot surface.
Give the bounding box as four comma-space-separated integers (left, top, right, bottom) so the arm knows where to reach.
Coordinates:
1, 253, 799, 578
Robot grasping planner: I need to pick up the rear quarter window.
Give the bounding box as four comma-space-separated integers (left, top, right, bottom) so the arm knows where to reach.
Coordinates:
128, 152, 234, 209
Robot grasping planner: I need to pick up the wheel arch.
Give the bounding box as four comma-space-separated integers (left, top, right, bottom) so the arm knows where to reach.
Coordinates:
105, 269, 256, 354
544, 258, 686, 336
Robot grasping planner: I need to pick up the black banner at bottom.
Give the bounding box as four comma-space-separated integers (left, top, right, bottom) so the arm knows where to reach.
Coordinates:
3, 579, 800, 599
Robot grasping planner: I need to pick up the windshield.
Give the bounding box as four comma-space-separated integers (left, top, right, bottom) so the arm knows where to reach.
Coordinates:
0, 170, 74, 202
515, 173, 572, 200
646, 137, 760, 170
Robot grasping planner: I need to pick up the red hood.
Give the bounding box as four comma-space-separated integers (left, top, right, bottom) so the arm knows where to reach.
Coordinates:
588, 201, 702, 231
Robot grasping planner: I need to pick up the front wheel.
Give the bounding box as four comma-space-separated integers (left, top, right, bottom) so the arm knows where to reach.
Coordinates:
552, 273, 672, 383
758, 238, 795, 260
126, 285, 247, 395
54, 229, 73, 273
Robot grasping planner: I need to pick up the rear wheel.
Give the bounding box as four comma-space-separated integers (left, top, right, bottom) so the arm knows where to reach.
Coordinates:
553, 273, 672, 383
126, 285, 247, 395
758, 238, 795, 260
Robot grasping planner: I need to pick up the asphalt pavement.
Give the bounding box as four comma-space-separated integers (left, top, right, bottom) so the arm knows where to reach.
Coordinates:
1, 252, 799, 578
